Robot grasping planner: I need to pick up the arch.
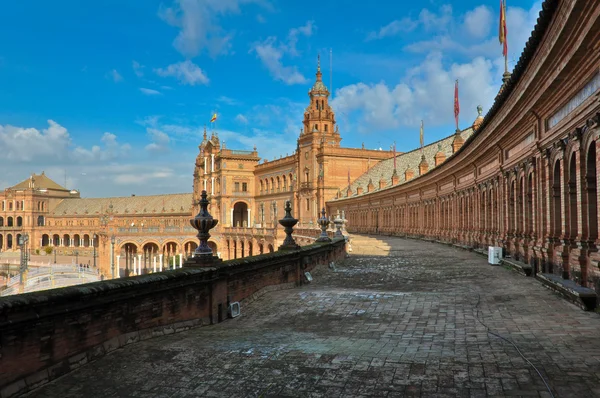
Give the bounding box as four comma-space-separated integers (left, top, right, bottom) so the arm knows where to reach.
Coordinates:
183, 240, 199, 257
259, 243, 264, 254
142, 242, 160, 273
37, 215, 44, 226
0, 217, 3, 227
52, 234, 60, 246
41, 234, 50, 246
7, 217, 13, 227
248, 241, 253, 257
526, 174, 534, 235
7, 234, 13, 250
585, 142, 598, 241
121, 242, 138, 277
233, 240, 238, 259
233, 201, 249, 227
276, 176, 281, 191
16, 234, 21, 247
16, 217, 22, 227
163, 241, 178, 256
568, 152, 578, 239
0, 234, 3, 250
83, 234, 90, 247
73, 234, 81, 247
270, 177, 275, 193
260, 180, 264, 193
552, 160, 562, 238
63, 234, 71, 247
268, 244, 274, 253
283, 175, 287, 191
289, 173, 293, 190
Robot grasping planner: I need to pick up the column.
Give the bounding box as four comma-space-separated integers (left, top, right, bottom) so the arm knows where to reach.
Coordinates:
138, 254, 142, 274
204, 157, 207, 174
211, 177, 215, 195
203, 179, 207, 190
179, 254, 183, 268
211, 154, 215, 172
247, 209, 251, 228
159, 254, 163, 272
153, 256, 157, 273
230, 208, 234, 227
117, 255, 121, 277
133, 256, 137, 275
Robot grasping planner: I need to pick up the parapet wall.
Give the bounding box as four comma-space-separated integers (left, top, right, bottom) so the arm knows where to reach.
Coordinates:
0, 238, 346, 397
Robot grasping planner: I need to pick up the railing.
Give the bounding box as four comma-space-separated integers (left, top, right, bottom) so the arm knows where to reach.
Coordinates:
227, 150, 255, 155
300, 182, 313, 189
222, 226, 277, 237
1, 264, 101, 297
0, 226, 23, 231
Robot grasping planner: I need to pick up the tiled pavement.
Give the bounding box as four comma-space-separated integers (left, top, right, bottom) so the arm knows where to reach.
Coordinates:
27, 235, 600, 397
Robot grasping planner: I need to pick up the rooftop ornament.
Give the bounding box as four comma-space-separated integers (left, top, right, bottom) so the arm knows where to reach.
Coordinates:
185, 190, 221, 266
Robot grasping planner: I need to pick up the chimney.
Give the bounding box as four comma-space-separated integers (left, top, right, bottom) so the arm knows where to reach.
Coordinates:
379, 176, 386, 189
391, 169, 399, 185
419, 155, 429, 175
452, 130, 464, 153
405, 166, 414, 182
346, 187, 353, 197
356, 185, 364, 195
367, 178, 374, 192
434, 144, 446, 166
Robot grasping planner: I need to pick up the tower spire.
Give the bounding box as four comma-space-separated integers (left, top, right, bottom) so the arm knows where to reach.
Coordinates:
316, 54, 322, 82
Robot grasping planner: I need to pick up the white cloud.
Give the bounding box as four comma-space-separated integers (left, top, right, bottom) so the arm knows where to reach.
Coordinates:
158, 0, 271, 58
365, 18, 419, 41
235, 114, 248, 124
110, 69, 123, 83
464, 5, 493, 39
332, 52, 497, 131
132, 60, 145, 77
218, 95, 239, 105
0, 120, 71, 162
251, 21, 315, 85
145, 128, 171, 153
155, 60, 209, 85
366, 5, 452, 41
140, 87, 162, 95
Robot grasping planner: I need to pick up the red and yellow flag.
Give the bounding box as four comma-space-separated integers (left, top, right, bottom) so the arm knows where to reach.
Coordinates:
454, 80, 460, 130
210, 113, 217, 123
499, 0, 508, 57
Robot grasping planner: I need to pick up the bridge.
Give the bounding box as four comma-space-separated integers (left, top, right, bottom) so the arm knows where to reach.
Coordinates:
0, 264, 101, 296
4, 235, 600, 397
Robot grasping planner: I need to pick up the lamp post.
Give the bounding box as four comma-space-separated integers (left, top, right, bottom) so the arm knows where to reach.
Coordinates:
110, 235, 115, 279
93, 233, 97, 268
53, 245, 57, 264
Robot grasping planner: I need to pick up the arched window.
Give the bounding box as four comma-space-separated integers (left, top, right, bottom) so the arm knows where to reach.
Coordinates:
16, 217, 22, 227
324, 125, 328, 132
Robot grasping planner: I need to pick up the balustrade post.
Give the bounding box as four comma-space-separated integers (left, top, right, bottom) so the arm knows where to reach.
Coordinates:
184, 190, 222, 266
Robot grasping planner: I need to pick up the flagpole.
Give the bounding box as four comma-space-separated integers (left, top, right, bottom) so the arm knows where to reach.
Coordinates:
504, 0, 508, 74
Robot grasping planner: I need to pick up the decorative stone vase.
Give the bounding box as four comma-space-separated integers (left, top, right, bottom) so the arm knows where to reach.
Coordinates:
333, 211, 343, 237
316, 208, 332, 242
185, 190, 221, 266
278, 201, 300, 250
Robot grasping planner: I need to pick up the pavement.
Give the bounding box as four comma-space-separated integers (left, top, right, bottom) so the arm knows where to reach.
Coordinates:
25, 235, 600, 397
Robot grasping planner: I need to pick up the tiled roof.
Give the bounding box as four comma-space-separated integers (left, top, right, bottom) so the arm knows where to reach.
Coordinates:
343, 129, 473, 197
11, 173, 67, 191
51, 193, 193, 216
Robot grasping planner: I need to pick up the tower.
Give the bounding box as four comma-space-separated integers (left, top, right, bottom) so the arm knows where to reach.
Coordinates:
296, 55, 341, 225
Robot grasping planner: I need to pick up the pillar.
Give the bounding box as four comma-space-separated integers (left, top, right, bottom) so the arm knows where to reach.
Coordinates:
204, 156, 207, 174
211, 154, 215, 172
230, 208, 234, 227
116, 255, 120, 277
133, 256, 137, 275
247, 209, 251, 228
211, 177, 215, 195
153, 256, 156, 273
159, 254, 163, 272
179, 254, 183, 268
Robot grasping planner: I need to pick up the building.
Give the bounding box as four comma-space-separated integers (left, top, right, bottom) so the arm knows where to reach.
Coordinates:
1, 56, 478, 276
327, 0, 600, 290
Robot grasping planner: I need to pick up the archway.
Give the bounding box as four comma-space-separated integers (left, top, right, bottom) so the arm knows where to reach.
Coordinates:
248, 241, 253, 257
122, 243, 138, 277
163, 242, 178, 268
7, 234, 13, 249
63, 234, 71, 247
233, 202, 249, 227
0, 234, 3, 250
142, 242, 160, 273
41, 234, 50, 246
7, 217, 13, 227
207, 241, 217, 256
259, 243, 264, 254
83, 234, 90, 247
53, 234, 60, 246
37, 215, 44, 226
568, 154, 578, 239
16, 217, 22, 227
268, 244, 274, 253
0, 217, 3, 227
184, 241, 199, 257
73, 234, 81, 247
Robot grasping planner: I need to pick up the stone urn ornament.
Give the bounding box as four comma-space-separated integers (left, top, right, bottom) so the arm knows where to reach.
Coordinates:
333, 210, 343, 237
185, 190, 221, 266
316, 208, 332, 242
278, 200, 300, 250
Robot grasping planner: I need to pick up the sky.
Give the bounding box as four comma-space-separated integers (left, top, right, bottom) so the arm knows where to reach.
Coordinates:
0, 0, 542, 197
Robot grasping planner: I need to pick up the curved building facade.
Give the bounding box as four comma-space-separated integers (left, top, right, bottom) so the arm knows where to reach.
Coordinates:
327, 0, 600, 290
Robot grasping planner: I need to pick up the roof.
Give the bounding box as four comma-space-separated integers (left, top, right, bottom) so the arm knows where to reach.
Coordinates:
344, 128, 473, 197
11, 172, 67, 191
51, 193, 193, 216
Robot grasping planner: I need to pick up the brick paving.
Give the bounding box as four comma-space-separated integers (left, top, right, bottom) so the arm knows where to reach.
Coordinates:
26, 235, 600, 397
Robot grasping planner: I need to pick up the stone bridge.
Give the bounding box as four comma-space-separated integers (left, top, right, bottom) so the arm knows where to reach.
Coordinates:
4, 235, 600, 397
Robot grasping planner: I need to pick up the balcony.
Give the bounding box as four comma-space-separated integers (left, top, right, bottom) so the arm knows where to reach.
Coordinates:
300, 182, 313, 190
222, 226, 277, 237
0, 226, 23, 231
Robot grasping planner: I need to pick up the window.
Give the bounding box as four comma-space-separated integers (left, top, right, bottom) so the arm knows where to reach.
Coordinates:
234, 182, 240, 192
324, 125, 328, 132
242, 182, 247, 192
306, 198, 310, 211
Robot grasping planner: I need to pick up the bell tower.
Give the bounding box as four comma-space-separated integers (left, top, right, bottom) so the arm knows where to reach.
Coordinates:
297, 55, 341, 225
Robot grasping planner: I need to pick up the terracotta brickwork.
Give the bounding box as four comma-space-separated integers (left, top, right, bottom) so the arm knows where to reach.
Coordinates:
328, 0, 600, 291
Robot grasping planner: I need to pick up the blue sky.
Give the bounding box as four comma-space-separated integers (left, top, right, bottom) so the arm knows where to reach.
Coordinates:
0, 0, 541, 197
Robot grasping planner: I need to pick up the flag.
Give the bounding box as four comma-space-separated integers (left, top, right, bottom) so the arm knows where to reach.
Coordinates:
210, 113, 217, 123
393, 142, 397, 170
454, 80, 460, 130
499, 0, 508, 57
419, 120, 424, 150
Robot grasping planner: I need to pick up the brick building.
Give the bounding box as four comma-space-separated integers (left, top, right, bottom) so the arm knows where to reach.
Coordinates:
327, 0, 600, 291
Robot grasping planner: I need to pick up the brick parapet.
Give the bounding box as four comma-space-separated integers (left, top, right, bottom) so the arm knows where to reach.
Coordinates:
0, 238, 346, 397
